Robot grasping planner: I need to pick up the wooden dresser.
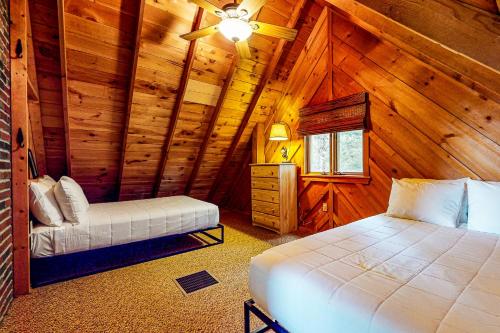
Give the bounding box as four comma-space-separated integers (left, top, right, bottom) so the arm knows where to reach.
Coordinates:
250, 163, 297, 234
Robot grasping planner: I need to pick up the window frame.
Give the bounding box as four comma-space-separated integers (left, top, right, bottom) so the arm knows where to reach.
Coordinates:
304, 130, 369, 177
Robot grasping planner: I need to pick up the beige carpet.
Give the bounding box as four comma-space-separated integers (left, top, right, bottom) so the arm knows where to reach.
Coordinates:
0, 211, 299, 333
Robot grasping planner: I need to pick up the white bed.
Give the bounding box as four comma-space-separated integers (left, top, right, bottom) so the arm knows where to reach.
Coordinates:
250, 214, 500, 333
31, 195, 219, 258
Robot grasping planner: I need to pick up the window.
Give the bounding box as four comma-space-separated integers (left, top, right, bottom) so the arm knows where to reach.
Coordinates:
308, 133, 330, 173
306, 130, 365, 175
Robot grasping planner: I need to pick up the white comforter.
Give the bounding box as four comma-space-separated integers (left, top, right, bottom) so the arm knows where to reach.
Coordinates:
31, 196, 219, 258
250, 214, 500, 333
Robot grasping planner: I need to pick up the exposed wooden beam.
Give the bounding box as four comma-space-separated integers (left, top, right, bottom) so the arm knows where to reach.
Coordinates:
153, 7, 204, 197
207, 0, 307, 201
56, 0, 72, 176
184, 57, 238, 195
27, 102, 45, 174
326, 8, 334, 101
10, 0, 30, 296
27, 78, 38, 101
326, 0, 500, 96
117, 0, 146, 200
26, 6, 38, 97
354, 0, 499, 70
26, 4, 46, 175
457, 0, 499, 13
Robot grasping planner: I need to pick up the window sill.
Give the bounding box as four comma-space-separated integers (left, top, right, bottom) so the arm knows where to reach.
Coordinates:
300, 174, 371, 184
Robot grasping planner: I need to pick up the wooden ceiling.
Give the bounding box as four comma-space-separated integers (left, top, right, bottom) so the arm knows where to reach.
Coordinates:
28, 0, 499, 204
29, 0, 323, 202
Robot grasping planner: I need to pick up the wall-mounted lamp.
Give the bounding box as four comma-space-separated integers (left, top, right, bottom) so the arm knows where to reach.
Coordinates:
269, 121, 291, 162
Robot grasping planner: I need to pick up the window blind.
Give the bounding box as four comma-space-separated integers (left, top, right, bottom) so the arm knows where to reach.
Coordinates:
298, 92, 368, 135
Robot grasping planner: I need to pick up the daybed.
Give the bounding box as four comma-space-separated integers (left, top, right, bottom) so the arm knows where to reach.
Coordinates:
31, 195, 220, 258
29, 175, 223, 286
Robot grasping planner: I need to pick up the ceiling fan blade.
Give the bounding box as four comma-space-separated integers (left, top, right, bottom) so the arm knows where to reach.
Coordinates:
235, 40, 252, 59
237, 0, 267, 18
250, 21, 298, 41
180, 25, 219, 41
188, 0, 225, 17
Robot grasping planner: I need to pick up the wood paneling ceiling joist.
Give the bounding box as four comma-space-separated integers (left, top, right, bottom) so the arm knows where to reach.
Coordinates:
326, 0, 500, 95
207, 0, 308, 201
153, 7, 205, 197
184, 57, 239, 195
27, 6, 46, 175
56, 0, 72, 176
117, 0, 147, 198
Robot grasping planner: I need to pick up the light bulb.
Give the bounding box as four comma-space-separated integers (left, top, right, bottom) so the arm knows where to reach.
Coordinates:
218, 18, 253, 42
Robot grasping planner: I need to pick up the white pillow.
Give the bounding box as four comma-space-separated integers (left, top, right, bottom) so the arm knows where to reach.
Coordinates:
467, 179, 500, 234
40, 175, 57, 187
54, 176, 89, 224
29, 176, 64, 227
401, 178, 469, 224
386, 178, 464, 227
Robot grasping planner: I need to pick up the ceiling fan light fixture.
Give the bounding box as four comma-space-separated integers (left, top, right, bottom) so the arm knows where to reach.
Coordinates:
219, 18, 253, 42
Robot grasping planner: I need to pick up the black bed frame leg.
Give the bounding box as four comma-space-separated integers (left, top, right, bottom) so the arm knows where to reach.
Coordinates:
244, 300, 251, 333
244, 299, 288, 333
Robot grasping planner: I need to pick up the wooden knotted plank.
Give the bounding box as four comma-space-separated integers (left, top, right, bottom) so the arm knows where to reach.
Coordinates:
117, 0, 146, 199
154, 7, 204, 197
11, 0, 30, 296
207, 0, 308, 201
184, 57, 239, 195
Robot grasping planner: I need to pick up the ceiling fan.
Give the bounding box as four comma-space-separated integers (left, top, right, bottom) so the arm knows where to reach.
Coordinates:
181, 0, 298, 59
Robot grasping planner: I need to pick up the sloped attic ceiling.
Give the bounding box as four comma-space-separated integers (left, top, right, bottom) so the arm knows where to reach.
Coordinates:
30, 0, 499, 205
29, 0, 323, 203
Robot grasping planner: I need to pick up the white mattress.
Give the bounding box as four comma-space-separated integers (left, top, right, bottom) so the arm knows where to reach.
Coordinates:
31, 196, 219, 258
250, 214, 500, 333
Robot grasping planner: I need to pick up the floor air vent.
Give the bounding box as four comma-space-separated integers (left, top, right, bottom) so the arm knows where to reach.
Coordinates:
175, 270, 219, 295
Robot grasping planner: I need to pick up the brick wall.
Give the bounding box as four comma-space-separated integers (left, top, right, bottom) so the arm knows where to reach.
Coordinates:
0, 0, 12, 321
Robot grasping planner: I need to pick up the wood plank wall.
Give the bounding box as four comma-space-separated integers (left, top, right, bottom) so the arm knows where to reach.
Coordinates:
226, 6, 500, 233
29, 0, 67, 179
162, 0, 297, 200
118, 0, 301, 201
29, 0, 312, 203
118, 0, 198, 200
28, 0, 499, 206
213, 1, 324, 204
58, 0, 140, 202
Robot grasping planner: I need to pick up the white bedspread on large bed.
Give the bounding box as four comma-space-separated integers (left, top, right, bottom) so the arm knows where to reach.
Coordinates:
31, 196, 219, 258
249, 214, 500, 333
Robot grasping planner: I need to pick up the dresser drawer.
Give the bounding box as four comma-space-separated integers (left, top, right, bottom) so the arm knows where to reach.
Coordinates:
252, 211, 280, 229
252, 200, 280, 217
251, 189, 279, 203
251, 177, 279, 191
251, 165, 279, 178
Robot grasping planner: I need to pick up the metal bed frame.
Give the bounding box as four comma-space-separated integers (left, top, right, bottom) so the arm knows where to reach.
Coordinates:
244, 299, 289, 333
31, 224, 224, 287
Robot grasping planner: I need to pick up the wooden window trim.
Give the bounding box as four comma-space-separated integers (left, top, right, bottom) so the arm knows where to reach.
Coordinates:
304, 130, 370, 183
300, 174, 371, 184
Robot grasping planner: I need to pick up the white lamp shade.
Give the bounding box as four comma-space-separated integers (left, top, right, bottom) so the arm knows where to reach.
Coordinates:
218, 18, 253, 42
269, 123, 289, 141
